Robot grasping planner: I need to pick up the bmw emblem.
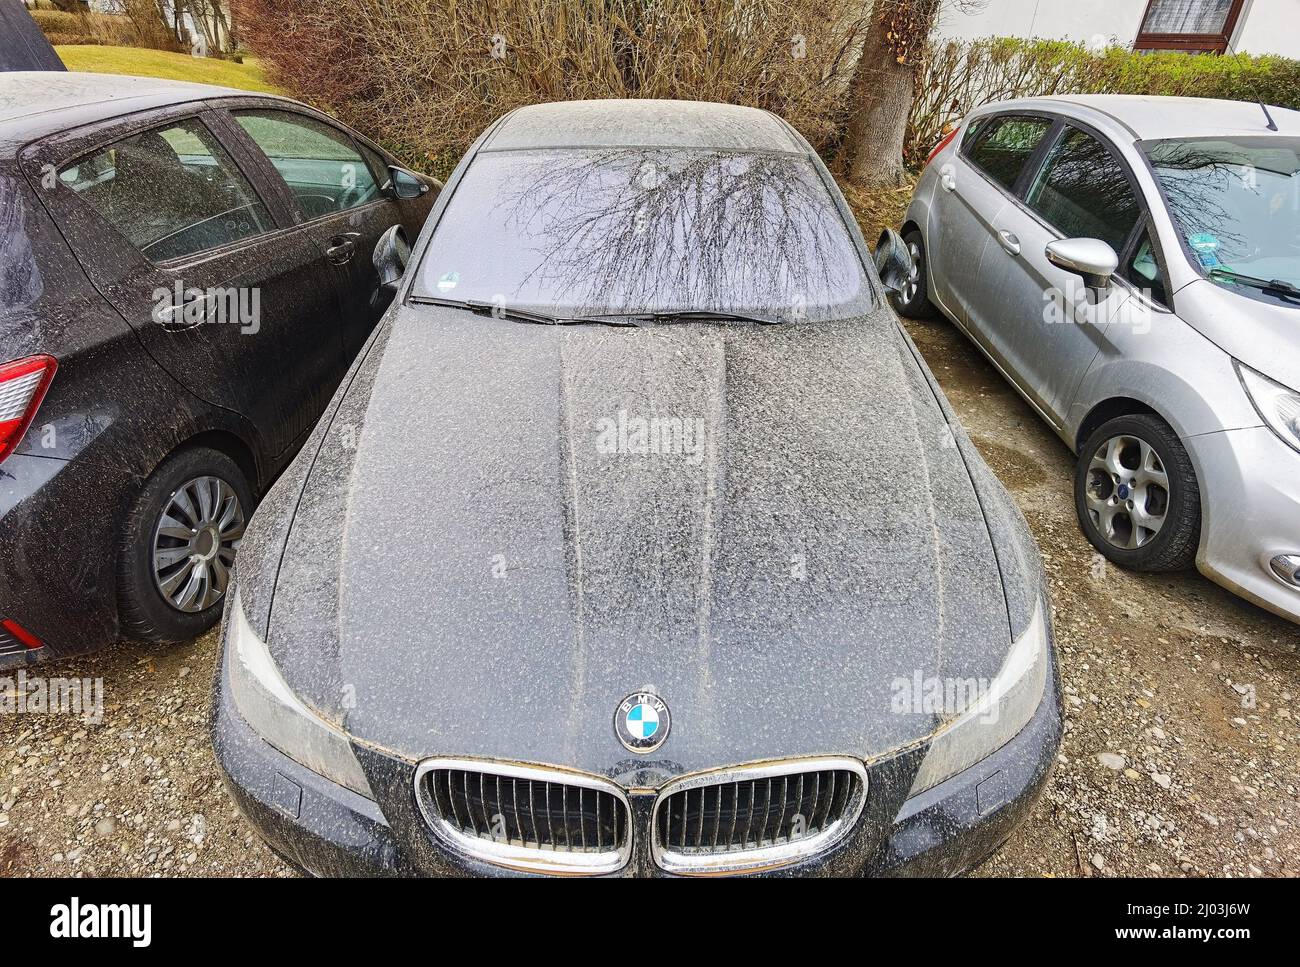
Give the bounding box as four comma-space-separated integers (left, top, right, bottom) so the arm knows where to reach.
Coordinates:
615, 691, 670, 754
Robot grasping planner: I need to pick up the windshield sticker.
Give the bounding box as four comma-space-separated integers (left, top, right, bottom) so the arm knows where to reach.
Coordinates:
1189, 233, 1221, 268
436, 271, 460, 293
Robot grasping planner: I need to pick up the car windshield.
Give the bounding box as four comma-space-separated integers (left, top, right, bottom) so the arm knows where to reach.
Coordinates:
1143, 135, 1300, 306
413, 148, 873, 322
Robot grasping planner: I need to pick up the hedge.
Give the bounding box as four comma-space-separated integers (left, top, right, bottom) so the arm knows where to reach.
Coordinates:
908, 37, 1300, 168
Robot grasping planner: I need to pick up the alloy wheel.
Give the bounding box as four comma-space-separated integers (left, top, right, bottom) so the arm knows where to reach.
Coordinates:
1083, 434, 1170, 550
151, 475, 244, 613
901, 240, 922, 304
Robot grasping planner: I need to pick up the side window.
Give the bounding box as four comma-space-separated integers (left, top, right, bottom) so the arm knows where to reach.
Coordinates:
59, 117, 272, 262
960, 117, 987, 151
1025, 127, 1141, 253
359, 143, 391, 186
963, 115, 1053, 191
1125, 229, 1169, 307
233, 110, 380, 219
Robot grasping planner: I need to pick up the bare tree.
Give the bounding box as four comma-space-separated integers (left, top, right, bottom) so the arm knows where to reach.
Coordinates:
843, 0, 984, 187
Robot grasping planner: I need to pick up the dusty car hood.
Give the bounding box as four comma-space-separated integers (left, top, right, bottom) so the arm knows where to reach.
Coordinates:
1177, 279, 1300, 390
264, 304, 1013, 778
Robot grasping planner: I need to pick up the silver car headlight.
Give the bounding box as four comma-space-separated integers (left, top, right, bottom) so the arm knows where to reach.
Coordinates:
908, 601, 1050, 797
1237, 362, 1300, 455
226, 589, 374, 799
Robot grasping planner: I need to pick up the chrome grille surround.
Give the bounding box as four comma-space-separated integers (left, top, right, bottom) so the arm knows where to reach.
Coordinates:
651, 757, 868, 874
413, 758, 632, 875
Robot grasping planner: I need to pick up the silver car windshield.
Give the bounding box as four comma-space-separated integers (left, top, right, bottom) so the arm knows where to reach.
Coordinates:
413, 148, 874, 322
1144, 136, 1300, 305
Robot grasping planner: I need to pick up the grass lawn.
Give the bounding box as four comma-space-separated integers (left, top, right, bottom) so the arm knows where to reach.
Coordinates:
55, 45, 279, 94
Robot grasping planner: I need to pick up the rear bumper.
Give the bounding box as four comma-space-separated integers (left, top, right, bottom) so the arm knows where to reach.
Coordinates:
0, 453, 136, 668
1187, 426, 1300, 624
213, 630, 1062, 878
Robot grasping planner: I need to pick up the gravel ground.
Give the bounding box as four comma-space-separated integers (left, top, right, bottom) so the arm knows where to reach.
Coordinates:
1, 313, 1295, 878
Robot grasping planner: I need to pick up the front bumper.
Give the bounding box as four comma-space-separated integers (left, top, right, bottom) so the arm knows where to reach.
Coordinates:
1186, 426, 1300, 624
212, 636, 1061, 878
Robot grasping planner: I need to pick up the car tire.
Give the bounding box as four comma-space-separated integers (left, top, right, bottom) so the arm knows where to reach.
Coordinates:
890, 229, 941, 320
1074, 415, 1200, 572
118, 446, 253, 643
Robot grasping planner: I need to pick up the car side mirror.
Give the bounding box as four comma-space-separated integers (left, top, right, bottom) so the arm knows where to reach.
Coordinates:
874, 228, 915, 296
1045, 238, 1118, 291
371, 225, 411, 312
385, 165, 428, 200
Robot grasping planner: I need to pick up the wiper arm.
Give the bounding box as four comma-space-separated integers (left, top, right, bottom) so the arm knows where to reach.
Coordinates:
417, 297, 561, 325
415, 298, 643, 327
1209, 268, 1300, 301
594, 310, 788, 326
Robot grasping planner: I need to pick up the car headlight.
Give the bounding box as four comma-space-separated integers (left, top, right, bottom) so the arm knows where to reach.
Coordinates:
226, 589, 374, 799
908, 600, 1050, 797
1237, 362, 1300, 455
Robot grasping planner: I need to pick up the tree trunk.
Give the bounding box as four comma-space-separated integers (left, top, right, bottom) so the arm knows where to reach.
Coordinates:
843, 0, 936, 188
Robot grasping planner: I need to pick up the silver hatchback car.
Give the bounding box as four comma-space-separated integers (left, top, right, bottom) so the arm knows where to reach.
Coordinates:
898, 94, 1300, 625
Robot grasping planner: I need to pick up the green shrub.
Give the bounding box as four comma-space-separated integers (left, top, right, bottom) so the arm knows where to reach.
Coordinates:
909, 38, 1300, 169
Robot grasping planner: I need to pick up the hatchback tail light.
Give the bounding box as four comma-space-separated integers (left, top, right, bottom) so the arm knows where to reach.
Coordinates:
0, 355, 57, 464
927, 127, 959, 167
0, 617, 44, 655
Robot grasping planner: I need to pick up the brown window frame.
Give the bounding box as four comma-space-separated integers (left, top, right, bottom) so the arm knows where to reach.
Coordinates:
1134, 0, 1246, 54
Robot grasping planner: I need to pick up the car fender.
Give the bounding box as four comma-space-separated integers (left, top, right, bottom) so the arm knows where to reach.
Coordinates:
1067, 326, 1262, 448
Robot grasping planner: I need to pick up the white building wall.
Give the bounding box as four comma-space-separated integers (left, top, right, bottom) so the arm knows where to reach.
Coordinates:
934, 0, 1300, 58
1232, 0, 1300, 56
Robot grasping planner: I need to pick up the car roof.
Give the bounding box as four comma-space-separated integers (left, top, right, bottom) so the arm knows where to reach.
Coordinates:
0, 71, 279, 149
980, 94, 1300, 143
483, 99, 807, 154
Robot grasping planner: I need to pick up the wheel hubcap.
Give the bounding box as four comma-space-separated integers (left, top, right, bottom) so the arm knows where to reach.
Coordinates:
901, 241, 921, 304
151, 475, 244, 613
1084, 435, 1170, 551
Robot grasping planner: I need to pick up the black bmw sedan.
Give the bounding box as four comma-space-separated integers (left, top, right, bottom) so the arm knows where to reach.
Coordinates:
0, 72, 436, 665
213, 99, 1063, 877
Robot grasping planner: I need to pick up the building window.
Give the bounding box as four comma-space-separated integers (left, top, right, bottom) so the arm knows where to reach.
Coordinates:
1135, 0, 1245, 54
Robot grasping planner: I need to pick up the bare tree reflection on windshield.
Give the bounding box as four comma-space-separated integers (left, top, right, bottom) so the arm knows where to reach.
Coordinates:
420, 148, 873, 324
1145, 139, 1300, 285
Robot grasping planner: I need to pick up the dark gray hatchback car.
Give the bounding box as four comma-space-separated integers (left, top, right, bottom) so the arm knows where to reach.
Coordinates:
0, 72, 436, 666
214, 99, 1062, 877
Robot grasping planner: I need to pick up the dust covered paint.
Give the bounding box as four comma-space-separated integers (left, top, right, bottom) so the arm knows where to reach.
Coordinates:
0, 71, 436, 666
211, 99, 1062, 877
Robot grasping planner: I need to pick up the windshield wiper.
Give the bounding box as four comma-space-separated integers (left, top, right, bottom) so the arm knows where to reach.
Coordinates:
416, 297, 560, 325
1209, 268, 1300, 302
414, 299, 789, 327
590, 310, 788, 326
416, 298, 643, 327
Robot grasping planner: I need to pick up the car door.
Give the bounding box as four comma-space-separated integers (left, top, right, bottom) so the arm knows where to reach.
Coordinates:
981, 122, 1145, 426
223, 108, 417, 361
929, 113, 1055, 333
22, 107, 349, 460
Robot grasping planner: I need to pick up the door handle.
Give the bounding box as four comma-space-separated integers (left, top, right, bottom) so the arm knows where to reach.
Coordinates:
153, 297, 210, 331
996, 230, 1021, 256
326, 232, 361, 265
940, 165, 956, 192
